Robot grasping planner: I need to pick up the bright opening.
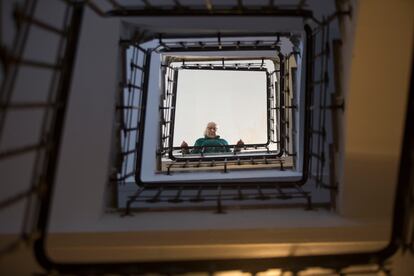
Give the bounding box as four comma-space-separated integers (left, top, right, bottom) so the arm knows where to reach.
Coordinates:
173, 69, 268, 147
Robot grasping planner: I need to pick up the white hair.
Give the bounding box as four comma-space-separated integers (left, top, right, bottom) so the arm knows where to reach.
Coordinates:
204, 122, 217, 136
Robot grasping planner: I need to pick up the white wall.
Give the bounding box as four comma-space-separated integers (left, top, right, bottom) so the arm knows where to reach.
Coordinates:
47, 8, 120, 232
338, 0, 414, 218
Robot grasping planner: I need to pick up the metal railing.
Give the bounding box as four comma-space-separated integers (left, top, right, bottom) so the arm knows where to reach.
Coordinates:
158, 57, 284, 169
123, 183, 312, 216
114, 44, 150, 184
305, 13, 350, 213
0, 0, 82, 260
114, 7, 317, 211
163, 155, 292, 175
115, 34, 308, 211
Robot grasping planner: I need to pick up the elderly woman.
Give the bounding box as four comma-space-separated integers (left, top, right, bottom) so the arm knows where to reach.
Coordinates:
181, 122, 244, 154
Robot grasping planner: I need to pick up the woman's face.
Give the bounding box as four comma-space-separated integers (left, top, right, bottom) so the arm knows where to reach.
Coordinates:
206, 123, 217, 138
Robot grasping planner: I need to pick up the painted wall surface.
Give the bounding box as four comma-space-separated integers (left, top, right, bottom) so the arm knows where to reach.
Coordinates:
339, 0, 414, 218
47, 8, 120, 232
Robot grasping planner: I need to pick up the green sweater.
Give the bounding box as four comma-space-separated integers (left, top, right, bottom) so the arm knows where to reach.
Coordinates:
192, 136, 230, 154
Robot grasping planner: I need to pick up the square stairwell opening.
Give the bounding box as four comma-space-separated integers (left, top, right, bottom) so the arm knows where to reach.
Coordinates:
112, 34, 316, 213
172, 68, 268, 150
158, 57, 291, 175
